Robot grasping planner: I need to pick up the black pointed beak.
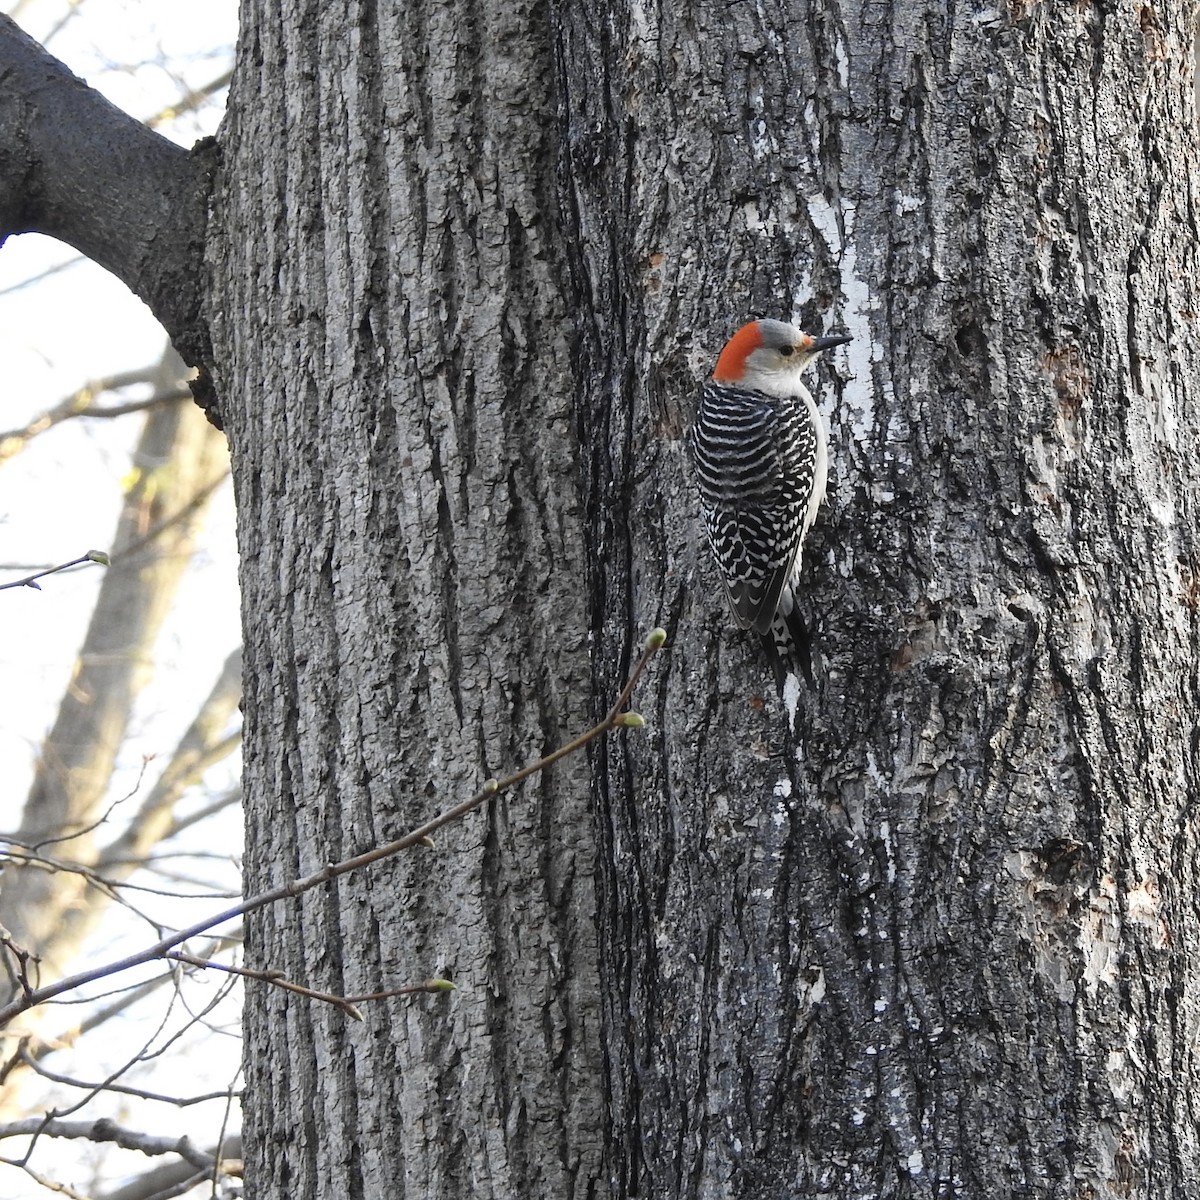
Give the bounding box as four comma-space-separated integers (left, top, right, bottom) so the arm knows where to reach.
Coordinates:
812, 333, 852, 353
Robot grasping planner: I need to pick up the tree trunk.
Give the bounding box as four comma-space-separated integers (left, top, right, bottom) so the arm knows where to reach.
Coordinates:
207, 0, 1200, 1197
574, 2, 1200, 1196
210, 1, 602, 1195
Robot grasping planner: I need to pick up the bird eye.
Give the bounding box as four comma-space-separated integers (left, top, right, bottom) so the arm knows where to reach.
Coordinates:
778, 345, 795, 357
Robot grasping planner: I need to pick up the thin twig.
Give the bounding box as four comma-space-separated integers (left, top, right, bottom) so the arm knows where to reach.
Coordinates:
17, 1049, 239, 1108
168, 949, 455, 1018
0, 551, 107, 592
0, 925, 37, 1001
0, 386, 188, 465
12, 1162, 93, 1200
26, 755, 151, 853
207, 1067, 242, 1200
167, 952, 365, 1021
0, 630, 665, 1028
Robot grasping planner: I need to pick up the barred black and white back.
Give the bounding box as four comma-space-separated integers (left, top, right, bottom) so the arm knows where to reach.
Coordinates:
690, 377, 825, 688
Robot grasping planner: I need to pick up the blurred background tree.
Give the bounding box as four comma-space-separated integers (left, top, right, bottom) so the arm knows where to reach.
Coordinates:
0, 3, 243, 1197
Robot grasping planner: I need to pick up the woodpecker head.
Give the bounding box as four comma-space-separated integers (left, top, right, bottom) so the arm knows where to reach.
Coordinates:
712, 319, 851, 396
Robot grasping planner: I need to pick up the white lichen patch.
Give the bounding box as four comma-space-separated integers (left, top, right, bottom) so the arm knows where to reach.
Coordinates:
1082, 874, 1121, 995
783, 671, 802, 729
1125, 875, 1170, 949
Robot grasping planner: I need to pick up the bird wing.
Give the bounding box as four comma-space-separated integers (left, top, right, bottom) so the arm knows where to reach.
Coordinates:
691, 383, 815, 635
700, 504, 799, 634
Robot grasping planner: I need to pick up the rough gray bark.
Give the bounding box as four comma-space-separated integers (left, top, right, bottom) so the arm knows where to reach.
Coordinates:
570, 2, 1200, 1197
210, 1, 602, 1195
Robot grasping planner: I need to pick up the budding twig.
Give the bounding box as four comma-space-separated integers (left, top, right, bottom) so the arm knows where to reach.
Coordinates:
0, 550, 108, 592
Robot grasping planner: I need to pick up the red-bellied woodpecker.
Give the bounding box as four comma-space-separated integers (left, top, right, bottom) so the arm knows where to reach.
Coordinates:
689, 318, 851, 689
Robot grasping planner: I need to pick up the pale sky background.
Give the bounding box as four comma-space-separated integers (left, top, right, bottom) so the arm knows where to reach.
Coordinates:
1, 2, 243, 1196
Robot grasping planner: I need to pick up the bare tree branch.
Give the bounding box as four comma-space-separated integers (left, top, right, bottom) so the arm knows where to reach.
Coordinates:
2, 971, 172, 1076
0, 379, 188, 466
6, 966, 239, 1185
168, 951, 452, 1020
0, 14, 213, 355
0, 842, 173, 947
17, 1050, 238, 1108
0, 1117, 215, 1169
9, 933, 239, 1087
167, 953, 365, 1020
95, 1137, 241, 1200
0, 347, 230, 988
0, 924, 37, 1000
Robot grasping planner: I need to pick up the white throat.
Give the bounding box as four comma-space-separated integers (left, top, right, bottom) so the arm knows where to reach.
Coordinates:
740, 361, 815, 399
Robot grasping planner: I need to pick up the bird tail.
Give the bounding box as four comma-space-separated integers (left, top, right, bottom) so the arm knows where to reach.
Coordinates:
761, 590, 814, 692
